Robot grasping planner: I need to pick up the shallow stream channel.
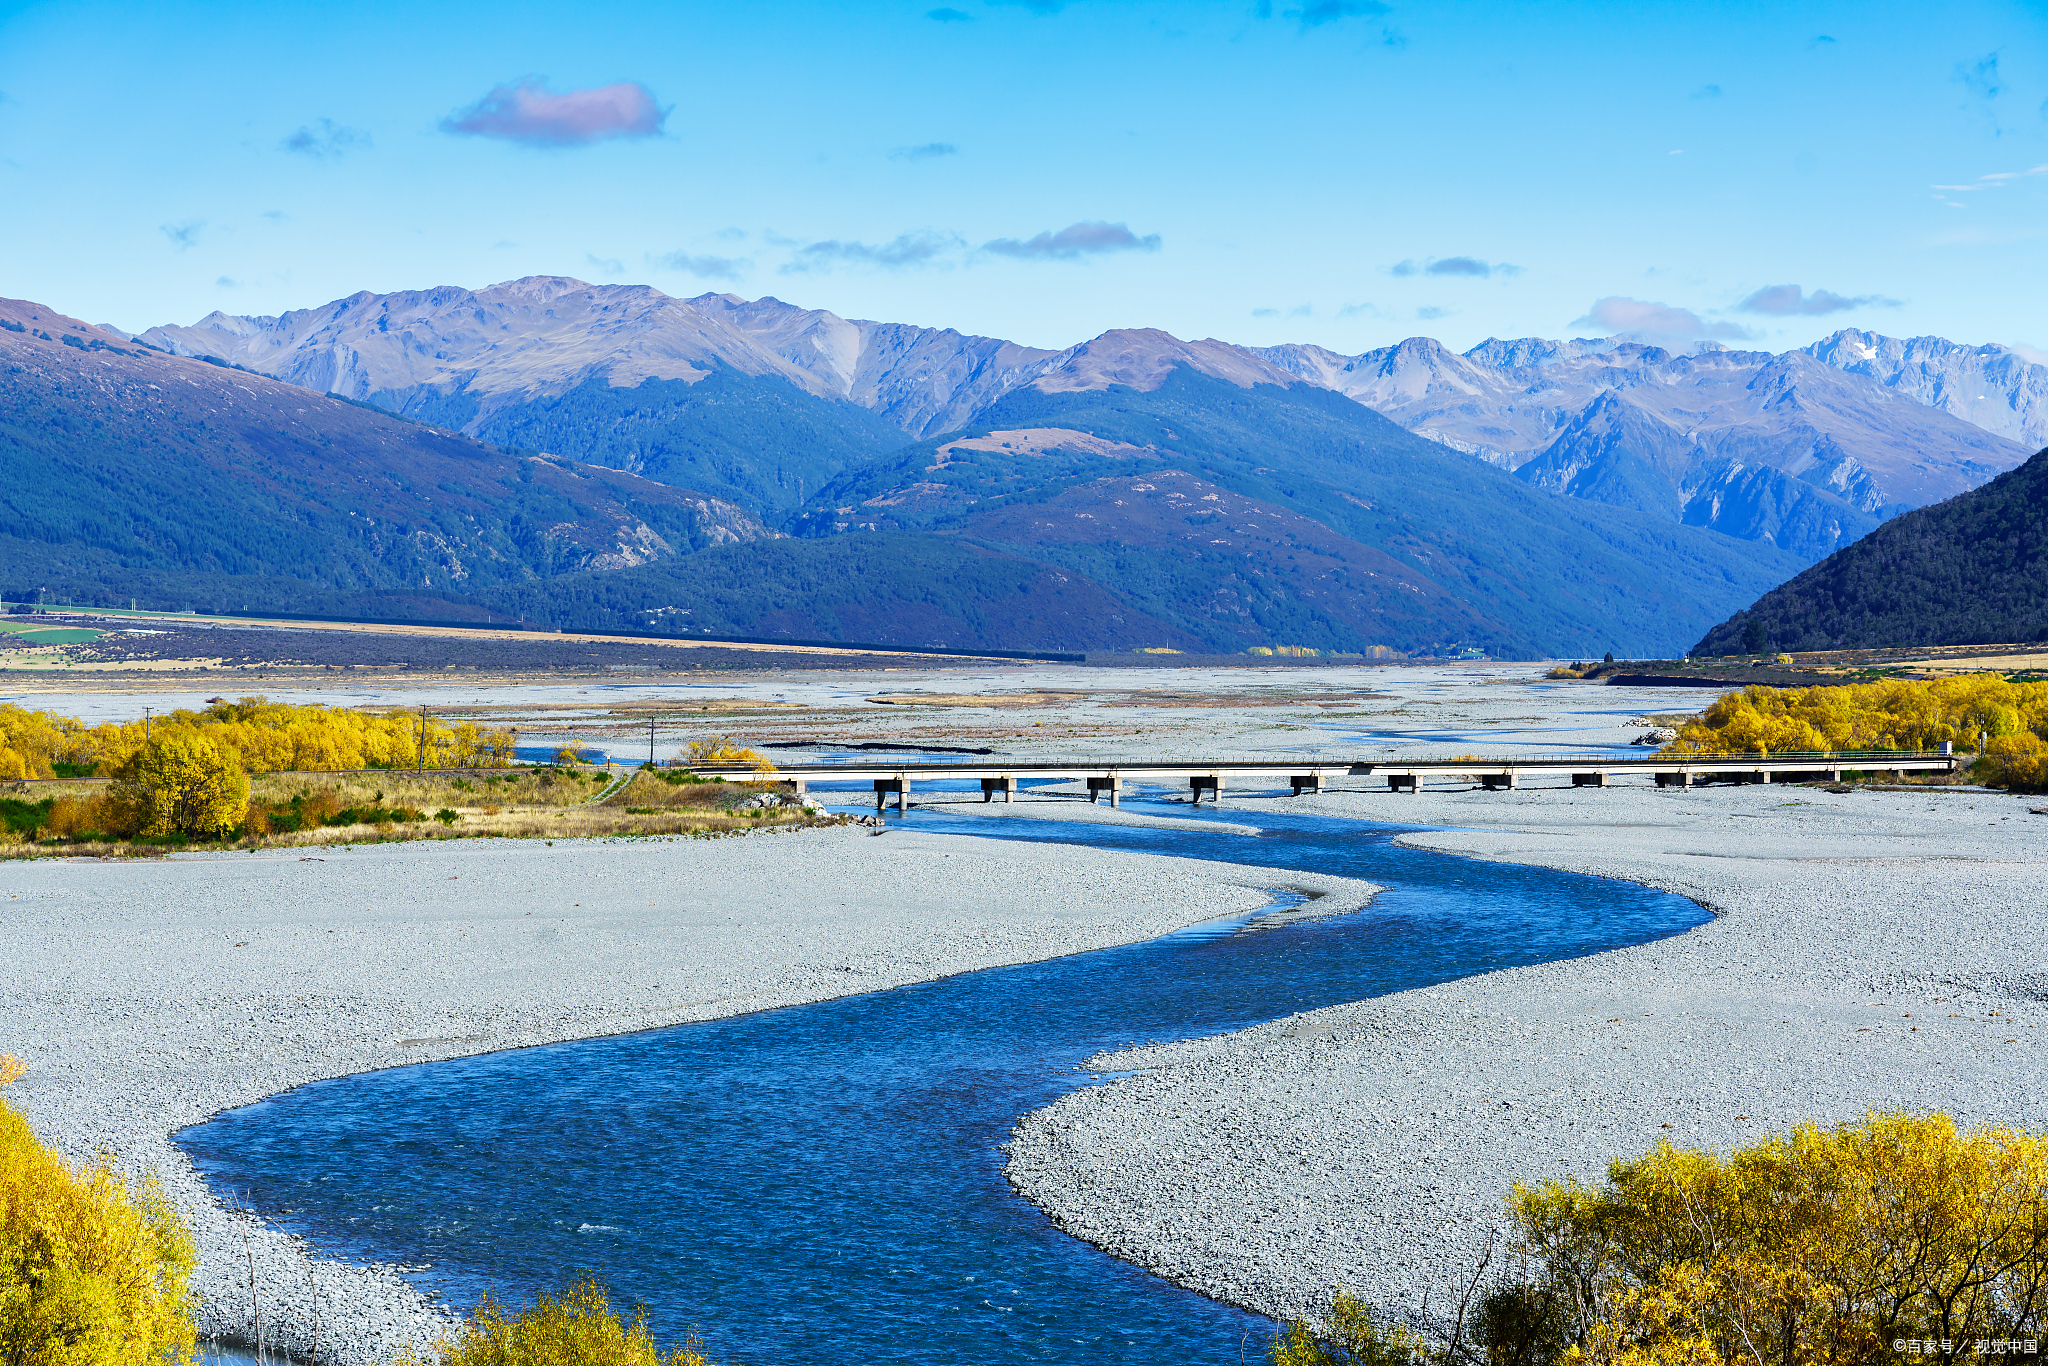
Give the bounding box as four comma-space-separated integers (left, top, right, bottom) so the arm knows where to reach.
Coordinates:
177, 796, 1706, 1365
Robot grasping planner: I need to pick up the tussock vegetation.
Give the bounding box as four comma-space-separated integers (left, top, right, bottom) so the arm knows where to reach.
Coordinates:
0, 1055, 198, 1366
1281, 1111, 2048, 1366
1662, 676, 2048, 790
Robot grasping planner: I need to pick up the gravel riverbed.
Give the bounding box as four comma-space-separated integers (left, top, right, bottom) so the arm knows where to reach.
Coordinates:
1004, 781, 2048, 1334
4, 825, 1376, 1366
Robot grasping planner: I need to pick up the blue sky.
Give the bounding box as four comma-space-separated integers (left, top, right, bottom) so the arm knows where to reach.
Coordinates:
2, 0, 2044, 356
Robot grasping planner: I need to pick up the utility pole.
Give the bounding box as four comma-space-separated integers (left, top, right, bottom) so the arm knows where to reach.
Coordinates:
143, 707, 151, 743
648, 716, 657, 767
418, 707, 428, 774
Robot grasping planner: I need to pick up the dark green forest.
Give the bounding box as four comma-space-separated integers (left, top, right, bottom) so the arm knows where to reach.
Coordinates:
1694, 447, 2048, 654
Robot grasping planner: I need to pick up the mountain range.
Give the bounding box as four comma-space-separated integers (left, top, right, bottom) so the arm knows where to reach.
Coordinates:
8, 276, 2042, 658
137, 277, 2045, 568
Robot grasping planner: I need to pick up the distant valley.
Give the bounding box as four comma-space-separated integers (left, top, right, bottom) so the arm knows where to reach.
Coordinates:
6, 276, 2041, 659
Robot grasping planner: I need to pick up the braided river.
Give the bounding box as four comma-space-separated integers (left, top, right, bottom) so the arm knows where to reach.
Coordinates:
178, 797, 1705, 1364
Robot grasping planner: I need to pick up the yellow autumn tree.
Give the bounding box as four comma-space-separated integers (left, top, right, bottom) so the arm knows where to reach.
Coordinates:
1513, 1112, 2048, 1366
685, 738, 776, 775
0, 705, 86, 780
105, 731, 250, 839
1279, 1112, 2048, 1366
7, 698, 518, 779
399, 1275, 714, 1366
0, 1054, 198, 1366
1666, 678, 2048, 779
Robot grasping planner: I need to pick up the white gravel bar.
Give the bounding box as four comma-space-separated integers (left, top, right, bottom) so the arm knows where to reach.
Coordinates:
1005, 781, 2048, 1334
4, 825, 1379, 1366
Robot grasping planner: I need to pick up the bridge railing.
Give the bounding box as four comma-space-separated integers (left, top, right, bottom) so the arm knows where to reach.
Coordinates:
685, 748, 1953, 775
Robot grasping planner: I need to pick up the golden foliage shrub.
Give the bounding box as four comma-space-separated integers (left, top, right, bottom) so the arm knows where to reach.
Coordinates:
684, 738, 776, 775
1279, 1112, 2048, 1366
4, 697, 519, 779
1274, 1291, 1432, 1366
0, 1055, 198, 1366
1666, 676, 2048, 768
41, 796, 111, 839
403, 1275, 712, 1366
105, 732, 250, 839
1515, 1112, 2048, 1366
0, 705, 85, 780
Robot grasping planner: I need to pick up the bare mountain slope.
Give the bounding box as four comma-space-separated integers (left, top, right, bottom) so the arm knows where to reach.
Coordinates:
0, 295, 770, 613
1802, 329, 2048, 451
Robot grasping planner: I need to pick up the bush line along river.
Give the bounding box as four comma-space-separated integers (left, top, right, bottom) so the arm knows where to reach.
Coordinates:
176, 797, 1707, 1365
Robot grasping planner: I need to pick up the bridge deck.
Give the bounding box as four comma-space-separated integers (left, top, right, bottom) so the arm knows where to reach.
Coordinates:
692, 751, 1957, 807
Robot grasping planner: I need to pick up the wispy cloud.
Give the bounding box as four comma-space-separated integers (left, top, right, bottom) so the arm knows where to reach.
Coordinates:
1297, 0, 1390, 25
1955, 52, 2003, 102
584, 253, 624, 277
1573, 296, 1756, 346
442, 77, 666, 146
1251, 308, 1280, 319
1389, 255, 1518, 278
781, 230, 963, 273
1255, 0, 1391, 27
988, 0, 1066, 11
1252, 304, 1314, 319
653, 251, 747, 281
281, 118, 370, 160
891, 142, 959, 161
160, 220, 205, 251
1693, 83, 1722, 99
1337, 302, 1381, 319
927, 6, 972, 18
216, 276, 238, 288
1736, 284, 1900, 316
1415, 305, 1452, 320
2011, 343, 2048, 367
1933, 162, 2048, 190
981, 220, 1161, 260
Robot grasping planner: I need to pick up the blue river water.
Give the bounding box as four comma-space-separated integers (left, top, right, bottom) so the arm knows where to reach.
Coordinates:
177, 797, 1706, 1365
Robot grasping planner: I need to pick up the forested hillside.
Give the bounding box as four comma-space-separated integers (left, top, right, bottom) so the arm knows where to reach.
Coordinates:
1695, 448, 2048, 654
793, 369, 1807, 658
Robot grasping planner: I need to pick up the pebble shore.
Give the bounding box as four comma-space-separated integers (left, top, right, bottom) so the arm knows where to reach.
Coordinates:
5, 825, 1377, 1365
1004, 781, 2048, 1334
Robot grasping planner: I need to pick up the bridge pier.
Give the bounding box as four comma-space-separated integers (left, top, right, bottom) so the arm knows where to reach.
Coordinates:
1655, 771, 1691, 788
1289, 774, 1325, 796
1387, 774, 1417, 793
1189, 774, 1222, 806
981, 776, 1018, 803
873, 778, 909, 813
781, 778, 808, 798
1087, 775, 1124, 808
1480, 772, 1516, 791
1571, 772, 1608, 787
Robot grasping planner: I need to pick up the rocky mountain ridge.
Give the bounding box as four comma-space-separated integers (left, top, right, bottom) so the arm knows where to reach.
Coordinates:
142, 278, 2044, 564
0, 294, 771, 618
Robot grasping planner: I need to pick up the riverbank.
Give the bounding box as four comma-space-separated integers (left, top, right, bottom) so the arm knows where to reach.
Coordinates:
3, 825, 1380, 1366
1004, 781, 2048, 1333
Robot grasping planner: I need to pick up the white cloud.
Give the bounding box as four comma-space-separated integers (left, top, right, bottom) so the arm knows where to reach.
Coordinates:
1572, 296, 1756, 347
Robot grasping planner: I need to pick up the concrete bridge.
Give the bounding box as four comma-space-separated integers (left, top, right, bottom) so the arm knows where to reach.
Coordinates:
691, 748, 1960, 813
